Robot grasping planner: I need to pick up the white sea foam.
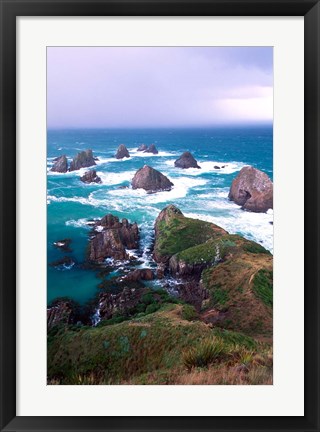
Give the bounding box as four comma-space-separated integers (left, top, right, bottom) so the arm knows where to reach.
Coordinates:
128, 148, 179, 158
163, 160, 246, 175
65, 218, 95, 228
184, 208, 273, 253
97, 171, 135, 186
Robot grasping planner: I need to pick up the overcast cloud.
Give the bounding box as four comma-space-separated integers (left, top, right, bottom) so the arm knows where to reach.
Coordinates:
47, 47, 273, 128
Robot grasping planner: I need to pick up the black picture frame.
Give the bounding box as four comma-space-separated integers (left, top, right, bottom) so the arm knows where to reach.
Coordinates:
1, 1, 319, 431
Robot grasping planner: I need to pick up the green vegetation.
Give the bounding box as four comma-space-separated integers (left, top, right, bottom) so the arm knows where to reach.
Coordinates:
211, 284, 230, 307
181, 304, 198, 321
182, 338, 225, 370
243, 242, 271, 255
252, 269, 273, 307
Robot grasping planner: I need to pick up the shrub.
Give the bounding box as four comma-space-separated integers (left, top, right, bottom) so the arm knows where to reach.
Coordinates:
182, 339, 225, 370
181, 304, 198, 321
252, 270, 273, 307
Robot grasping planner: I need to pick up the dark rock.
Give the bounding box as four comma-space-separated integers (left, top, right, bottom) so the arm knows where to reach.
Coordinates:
53, 238, 72, 252
80, 170, 102, 184
49, 256, 75, 269
137, 144, 148, 152
118, 185, 129, 189
214, 165, 221, 169
88, 214, 139, 263
120, 268, 154, 282
175, 281, 209, 310
229, 166, 273, 213
143, 144, 158, 154
98, 287, 147, 320
51, 155, 68, 173
47, 300, 74, 330
174, 151, 200, 169
156, 263, 166, 279
131, 165, 173, 193
93, 157, 100, 161
69, 149, 96, 171
115, 144, 130, 159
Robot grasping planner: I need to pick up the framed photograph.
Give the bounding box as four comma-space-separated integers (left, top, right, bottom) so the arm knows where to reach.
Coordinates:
1, 0, 319, 431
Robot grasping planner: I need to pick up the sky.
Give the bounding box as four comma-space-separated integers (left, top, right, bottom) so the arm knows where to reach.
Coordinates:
47, 47, 273, 128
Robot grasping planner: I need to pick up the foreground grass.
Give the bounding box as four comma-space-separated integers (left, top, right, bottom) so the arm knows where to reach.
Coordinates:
48, 304, 272, 385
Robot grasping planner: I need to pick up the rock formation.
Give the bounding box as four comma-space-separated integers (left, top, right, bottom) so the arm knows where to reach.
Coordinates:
88, 214, 139, 263
80, 170, 102, 184
143, 144, 159, 154
137, 144, 148, 151
53, 238, 72, 252
174, 151, 200, 169
229, 166, 273, 213
131, 165, 173, 193
120, 268, 154, 282
115, 144, 130, 159
47, 300, 74, 330
69, 149, 96, 171
51, 155, 68, 173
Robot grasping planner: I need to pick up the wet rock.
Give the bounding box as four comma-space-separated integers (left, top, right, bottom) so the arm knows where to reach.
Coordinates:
174, 151, 200, 169
53, 238, 72, 252
120, 268, 154, 282
51, 155, 68, 173
143, 144, 159, 154
69, 149, 96, 171
131, 165, 173, 193
175, 281, 209, 310
88, 214, 139, 263
214, 165, 221, 169
115, 144, 130, 159
49, 256, 75, 269
137, 144, 148, 152
229, 166, 273, 213
98, 287, 147, 320
156, 263, 166, 279
80, 170, 102, 184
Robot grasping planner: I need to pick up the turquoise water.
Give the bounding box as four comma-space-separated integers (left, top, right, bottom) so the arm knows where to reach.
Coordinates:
47, 126, 273, 305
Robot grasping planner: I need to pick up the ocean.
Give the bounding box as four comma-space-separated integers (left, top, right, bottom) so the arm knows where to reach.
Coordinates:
47, 126, 273, 305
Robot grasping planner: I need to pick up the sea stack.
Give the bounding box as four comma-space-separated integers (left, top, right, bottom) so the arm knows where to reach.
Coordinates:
137, 144, 148, 152
80, 170, 102, 184
51, 155, 68, 173
174, 151, 200, 169
131, 165, 173, 193
69, 150, 96, 171
143, 144, 159, 154
115, 144, 130, 159
229, 166, 273, 213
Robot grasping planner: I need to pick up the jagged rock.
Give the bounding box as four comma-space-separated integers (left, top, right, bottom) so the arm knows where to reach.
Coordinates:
51, 155, 68, 173
137, 144, 148, 151
229, 166, 273, 213
131, 165, 173, 193
47, 300, 74, 330
69, 149, 96, 171
53, 238, 72, 252
214, 165, 221, 169
175, 281, 209, 310
115, 144, 130, 159
156, 263, 166, 279
88, 214, 139, 263
49, 256, 75, 269
98, 287, 147, 320
80, 170, 102, 184
143, 144, 159, 154
174, 151, 200, 169
120, 268, 154, 282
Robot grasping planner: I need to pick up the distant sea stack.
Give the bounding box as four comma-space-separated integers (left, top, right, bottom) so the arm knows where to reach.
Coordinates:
229, 166, 273, 213
51, 155, 68, 173
174, 151, 200, 169
115, 144, 130, 159
131, 165, 173, 193
143, 144, 159, 154
69, 149, 96, 171
80, 170, 102, 184
137, 144, 148, 152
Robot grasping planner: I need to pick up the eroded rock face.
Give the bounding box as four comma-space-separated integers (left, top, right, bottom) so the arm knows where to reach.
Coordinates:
120, 268, 154, 282
98, 287, 146, 320
137, 144, 148, 151
176, 281, 209, 310
131, 165, 173, 193
69, 149, 96, 171
229, 166, 273, 213
143, 144, 159, 154
115, 144, 130, 159
88, 214, 139, 263
80, 170, 102, 184
47, 300, 74, 330
174, 151, 200, 169
51, 155, 68, 173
